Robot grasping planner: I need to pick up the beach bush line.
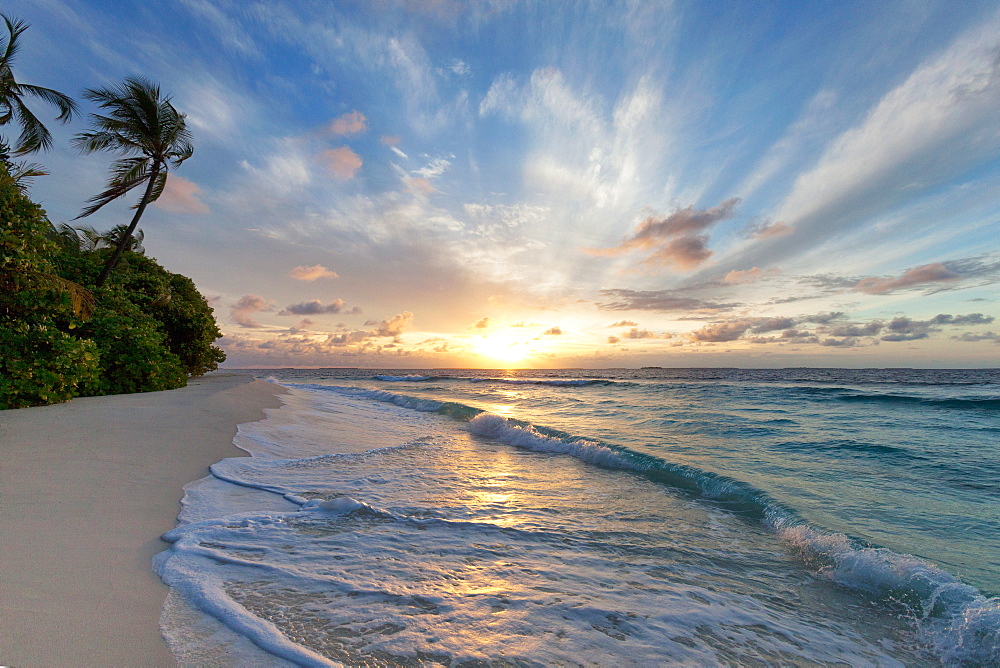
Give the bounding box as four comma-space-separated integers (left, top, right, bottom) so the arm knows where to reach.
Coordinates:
0, 160, 225, 409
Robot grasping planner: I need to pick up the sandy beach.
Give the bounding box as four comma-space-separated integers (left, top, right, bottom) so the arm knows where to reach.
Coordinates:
0, 373, 284, 667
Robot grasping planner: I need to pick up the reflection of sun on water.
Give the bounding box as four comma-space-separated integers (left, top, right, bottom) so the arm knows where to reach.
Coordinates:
488, 387, 524, 418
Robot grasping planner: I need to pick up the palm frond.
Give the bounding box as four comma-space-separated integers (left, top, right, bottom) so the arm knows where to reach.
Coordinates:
5, 269, 97, 319
75, 224, 104, 251
71, 129, 123, 154
10, 95, 50, 154
6, 158, 47, 190
75, 171, 149, 218
110, 155, 152, 184
103, 224, 145, 254
17, 82, 77, 121
0, 14, 28, 70
144, 169, 168, 205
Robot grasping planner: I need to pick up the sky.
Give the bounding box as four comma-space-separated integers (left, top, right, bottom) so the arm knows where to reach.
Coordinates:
8, 0, 1000, 368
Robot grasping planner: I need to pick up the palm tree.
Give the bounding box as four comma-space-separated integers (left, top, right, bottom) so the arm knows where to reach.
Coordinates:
50, 222, 144, 255
73, 76, 192, 287
0, 13, 78, 155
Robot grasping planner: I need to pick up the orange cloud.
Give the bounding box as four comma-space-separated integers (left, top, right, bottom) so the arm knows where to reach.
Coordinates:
289, 265, 339, 281
153, 174, 209, 214
405, 177, 436, 194
320, 147, 363, 180
380, 135, 402, 146
329, 111, 368, 136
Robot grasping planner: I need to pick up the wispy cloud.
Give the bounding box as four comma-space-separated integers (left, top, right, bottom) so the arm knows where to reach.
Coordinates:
722, 267, 778, 285
717, 16, 1000, 272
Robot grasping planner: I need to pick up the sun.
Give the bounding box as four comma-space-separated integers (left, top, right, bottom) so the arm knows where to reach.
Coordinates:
471, 334, 532, 366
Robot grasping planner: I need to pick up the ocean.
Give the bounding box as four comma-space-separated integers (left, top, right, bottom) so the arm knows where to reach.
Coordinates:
155, 368, 1000, 666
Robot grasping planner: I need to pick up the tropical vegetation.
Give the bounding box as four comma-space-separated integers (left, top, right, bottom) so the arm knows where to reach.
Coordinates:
0, 13, 225, 410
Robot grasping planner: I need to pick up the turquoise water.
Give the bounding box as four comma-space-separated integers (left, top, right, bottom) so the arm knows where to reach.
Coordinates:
157, 368, 999, 665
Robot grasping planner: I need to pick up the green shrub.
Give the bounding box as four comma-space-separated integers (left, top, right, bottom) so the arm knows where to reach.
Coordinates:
0, 322, 100, 408
1, 163, 101, 408
76, 285, 187, 395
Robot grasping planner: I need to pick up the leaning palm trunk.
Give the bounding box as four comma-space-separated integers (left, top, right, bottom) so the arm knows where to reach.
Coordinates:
94, 163, 158, 287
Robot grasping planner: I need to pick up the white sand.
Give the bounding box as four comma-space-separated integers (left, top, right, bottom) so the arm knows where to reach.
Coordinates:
0, 373, 285, 667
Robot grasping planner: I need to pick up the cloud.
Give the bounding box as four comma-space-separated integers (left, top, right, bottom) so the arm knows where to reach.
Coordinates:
598, 289, 739, 313
747, 221, 791, 239
643, 235, 713, 271
154, 175, 209, 214
877, 313, 993, 342
328, 330, 374, 346
609, 320, 637, 327
952, 331, 999, 342
414, 157, 452, 179
821, 337, 861, 347
329, 111, 368, 136
825, 321, 884, 337
932, 313, 994, 325
688, 320, 755, 342
405, 177, 436, 194
722, 267, 778, 284
366, 311, 414, 338
448, 59, 470, 76
607, 336, 620, 344
623, 328, 657, 339
543, 326, 563, 335
231, 294, 271, 328
380, 135, 408, 159
686, 314, 891, 345
751, 317, 796, 333
854, 262, 960, 294
320, 147, 363, 179
880, 316, 934, 342
288, 264, 339, 281
279, 299, 360, 316
587, 199, 739, 271
474, 317, 490, 329
802, 311, 847, 324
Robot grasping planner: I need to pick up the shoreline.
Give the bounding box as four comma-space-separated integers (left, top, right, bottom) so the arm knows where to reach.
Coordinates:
0, 373, 285, 667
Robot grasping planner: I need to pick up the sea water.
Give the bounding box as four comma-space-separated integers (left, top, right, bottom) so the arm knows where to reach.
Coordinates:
155, 368, 1000, 666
